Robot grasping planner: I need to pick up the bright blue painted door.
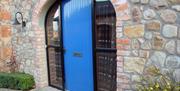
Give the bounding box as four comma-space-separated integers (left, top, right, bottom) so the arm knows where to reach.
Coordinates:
62, 0, 94, 91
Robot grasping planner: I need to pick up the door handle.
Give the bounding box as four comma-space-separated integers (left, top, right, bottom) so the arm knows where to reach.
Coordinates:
73, 52, 83, 57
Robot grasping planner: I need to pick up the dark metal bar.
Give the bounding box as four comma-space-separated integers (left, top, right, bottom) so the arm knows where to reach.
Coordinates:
59, 1, 65, 90
96, 48, 117, 52
92, 0, 97, 91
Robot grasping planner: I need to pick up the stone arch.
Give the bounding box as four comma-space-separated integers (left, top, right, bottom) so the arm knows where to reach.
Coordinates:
31, 0, 56, 88
31, 0, 128, 89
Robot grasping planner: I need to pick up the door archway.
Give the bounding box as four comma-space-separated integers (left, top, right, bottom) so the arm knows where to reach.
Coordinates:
32, 0, 117, 90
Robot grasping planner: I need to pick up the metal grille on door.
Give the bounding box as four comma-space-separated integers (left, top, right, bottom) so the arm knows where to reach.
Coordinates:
95, 1, 117, 91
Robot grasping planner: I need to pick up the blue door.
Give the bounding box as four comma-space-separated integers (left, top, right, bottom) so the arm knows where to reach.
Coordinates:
62, 0, 94, 91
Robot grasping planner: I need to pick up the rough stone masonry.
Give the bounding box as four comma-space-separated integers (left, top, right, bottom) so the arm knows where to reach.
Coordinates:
113, 0, 180, 90
0, 0, 45, 87
0, 0, 180, 90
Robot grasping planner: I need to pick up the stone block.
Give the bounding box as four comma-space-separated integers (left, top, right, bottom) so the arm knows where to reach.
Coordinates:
139, 50, 150, 58
116, 2, 128, 11
131, 39, 140, 49
166, 55, 180, 68
152, 35, 165, 50
169, 0, 180, 4
130, 0, 140, 3
172, 5, 180, 12
146, 20, 161, 31
160, 9, 177, 23
141, 0, 149, 4
0, 0, 11, 4
117, 39, 131, 45
0, 47, 12, 60
0, 25, 11, 38
141, 40, 152, 50
165, 40, 176, 54
117, 83, 131, 89
162, 24, 177, 38
177, 40, 180, 55
117, 61, 123, 67
0, 40, 3, 47
144, 32, 153, 40
138, 38, 145, 44
173, 69, 180, 82
178, 28, 180, 39
124, 25, 144, 38
117, 45, 131, 50
117, 50, 131, 56
132, 75, 141, 82
0, 9, 11, 20
150, 0, 168, 9
115, 2, 131, 21
117, 32, 123, 38
132, 50, 139, 57
149, 51, 166, 67
143, 9, 156, 20
124, 57, 146, 73
116, 27, 123, 32
132, 6, 141, 22
117, 73, 130, 84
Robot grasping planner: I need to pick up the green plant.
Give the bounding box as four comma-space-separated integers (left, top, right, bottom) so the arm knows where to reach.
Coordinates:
136, 66, 180, 91
0, 72, 35, 91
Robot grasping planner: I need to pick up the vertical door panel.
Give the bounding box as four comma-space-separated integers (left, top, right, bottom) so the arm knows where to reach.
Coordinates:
62, 0, 94, 91
95, 1, 117, 91
46, 2, 64, 89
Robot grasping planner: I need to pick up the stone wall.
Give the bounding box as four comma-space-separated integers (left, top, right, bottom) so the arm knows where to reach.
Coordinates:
0, 0, 180, 90
0, 0, 49, 88
0, 0, 33, 72
112, 0, 180, 91
0, 0, 14, 72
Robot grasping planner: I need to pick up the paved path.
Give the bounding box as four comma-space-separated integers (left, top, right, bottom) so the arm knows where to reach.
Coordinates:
32, 87, 61, 91
0, 87, 61, 91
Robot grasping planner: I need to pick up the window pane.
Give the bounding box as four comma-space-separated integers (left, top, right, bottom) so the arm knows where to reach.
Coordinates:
46, 6, 61, 46
95, 1, 116, 48
48, 47, 63, 88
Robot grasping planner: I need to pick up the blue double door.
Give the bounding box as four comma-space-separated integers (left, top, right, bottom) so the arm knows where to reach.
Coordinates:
62, 0, 94, 91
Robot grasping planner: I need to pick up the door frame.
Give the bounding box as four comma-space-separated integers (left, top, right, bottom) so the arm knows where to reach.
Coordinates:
92, 0, 97, 91
45, 0, 65, 90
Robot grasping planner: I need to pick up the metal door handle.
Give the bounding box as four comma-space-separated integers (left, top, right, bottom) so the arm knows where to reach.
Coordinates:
73, 52, 82, 57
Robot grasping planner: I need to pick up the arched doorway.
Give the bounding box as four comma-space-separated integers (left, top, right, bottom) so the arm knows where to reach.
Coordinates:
45, 0, 116, 91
